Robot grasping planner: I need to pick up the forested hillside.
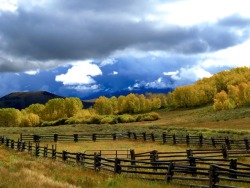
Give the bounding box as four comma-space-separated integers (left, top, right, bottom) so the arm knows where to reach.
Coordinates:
168, 66, 250, 110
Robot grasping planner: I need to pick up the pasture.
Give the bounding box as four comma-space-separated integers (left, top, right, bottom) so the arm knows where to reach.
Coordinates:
1, 106, 250, 187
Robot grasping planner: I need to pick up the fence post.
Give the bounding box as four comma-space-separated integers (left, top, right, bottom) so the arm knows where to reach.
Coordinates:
62, 150, 68, 161
186, 134, 190, 146
21, 141, 26, 152
114, 158, 122, 174
112, 133, 117, 141
11, 140, 15, 149
151, 133, 155, 142
76, 152, 81, 164
142, 132, 146, 141
73, 134, 78, 142
94, 153, 101, 171
187, 149, 196, 176
186, 149, 193, 158
162, 132, 167, 144
133, 132, 137, 140
127, 131, 131, 139
28, 141, 32, 153
17, 139, 21, 151
225, 137, 231, 150
222, 145, 228, 159
209, 165, 219, 188
6, 138, 10, 147
229, 159, 237, 179
150, 150, 158, 171
35, 143, 40, 157
33, 134, 40, 142
211, 137, 216, 147
0, 136, 4, 144
92, 134, 96, 142
43, 145, 48, 157
54, 134, 58, 142
166, 162, 174, 183
199, 134, 203, 147
173, 134, 176, 144
52, 145, 57, 159
130, 149, 136, 166
244, 139, 249, 150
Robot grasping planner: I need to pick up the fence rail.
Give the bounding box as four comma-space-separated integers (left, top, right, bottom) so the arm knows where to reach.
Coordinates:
19, 132, 250, 150
1, 135, 250, 188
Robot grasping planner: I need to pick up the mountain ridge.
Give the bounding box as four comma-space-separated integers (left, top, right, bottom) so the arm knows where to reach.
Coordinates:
0, 91, 64, 109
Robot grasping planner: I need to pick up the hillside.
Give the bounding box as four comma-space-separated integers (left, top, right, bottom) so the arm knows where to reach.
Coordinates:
0, 91, 64, 109
0, 91, 95, 110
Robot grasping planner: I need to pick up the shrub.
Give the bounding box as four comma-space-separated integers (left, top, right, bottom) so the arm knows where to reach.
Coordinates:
148, 112, 160, 120
118, 114, 136, 123
100, 116, 117, 124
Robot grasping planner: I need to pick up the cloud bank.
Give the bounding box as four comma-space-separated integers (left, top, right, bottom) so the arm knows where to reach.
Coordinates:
0, 0, 250, 97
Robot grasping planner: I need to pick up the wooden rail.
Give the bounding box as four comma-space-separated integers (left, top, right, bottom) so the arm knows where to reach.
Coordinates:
1, 135, 250, 188
20, 132, 250, 150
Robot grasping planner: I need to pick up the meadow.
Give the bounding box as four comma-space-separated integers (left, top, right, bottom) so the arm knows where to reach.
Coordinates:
1, 105, 250, 187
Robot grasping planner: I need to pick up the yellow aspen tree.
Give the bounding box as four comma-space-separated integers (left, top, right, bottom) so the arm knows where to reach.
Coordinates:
94, 96, 113, 115
227, 85, 239, 108
64, 98, 83, 117
213, 90, 230, 111
0, 108, 22, 127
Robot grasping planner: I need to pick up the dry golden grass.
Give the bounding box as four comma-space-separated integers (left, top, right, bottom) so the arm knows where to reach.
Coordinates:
51, 140, 186, 153
0, 145, 184, 188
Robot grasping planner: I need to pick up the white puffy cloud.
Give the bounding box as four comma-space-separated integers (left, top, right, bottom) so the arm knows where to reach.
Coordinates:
132, 77, 167, 89
24, 69, 40, 75
55, 60, 102, 85
165, 66, 212, 86
156, 0, 250, 26
201, 39, 250, 68
0, 0, 17, 12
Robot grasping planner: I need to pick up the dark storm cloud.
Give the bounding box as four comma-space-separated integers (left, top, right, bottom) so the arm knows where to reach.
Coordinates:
0, 1, 250, 73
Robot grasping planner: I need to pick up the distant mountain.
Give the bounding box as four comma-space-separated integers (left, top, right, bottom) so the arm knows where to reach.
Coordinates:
0, 91, 64, 109
0, 91, 95, 110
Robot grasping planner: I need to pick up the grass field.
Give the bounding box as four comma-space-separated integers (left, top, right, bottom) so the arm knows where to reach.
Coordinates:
1, 105, 250, 187
0, 143, 184, 188
1, 105, 250, 139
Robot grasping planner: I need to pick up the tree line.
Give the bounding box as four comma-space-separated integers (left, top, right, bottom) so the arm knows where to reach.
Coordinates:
167, 66, 250, 110
0, 94, 163, 127
94, 93, 167, 115
0, 98, 83, 127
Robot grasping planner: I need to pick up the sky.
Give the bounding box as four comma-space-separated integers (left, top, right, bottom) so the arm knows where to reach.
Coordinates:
0, 0, 250, 99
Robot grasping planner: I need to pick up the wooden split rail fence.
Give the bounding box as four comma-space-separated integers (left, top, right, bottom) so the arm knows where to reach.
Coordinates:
1, 135, 250, 187
20, 132, 250, 150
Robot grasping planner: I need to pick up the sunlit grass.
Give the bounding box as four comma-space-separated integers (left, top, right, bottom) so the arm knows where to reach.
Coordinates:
0, 145, 182, 188
1, 106, 250, 187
